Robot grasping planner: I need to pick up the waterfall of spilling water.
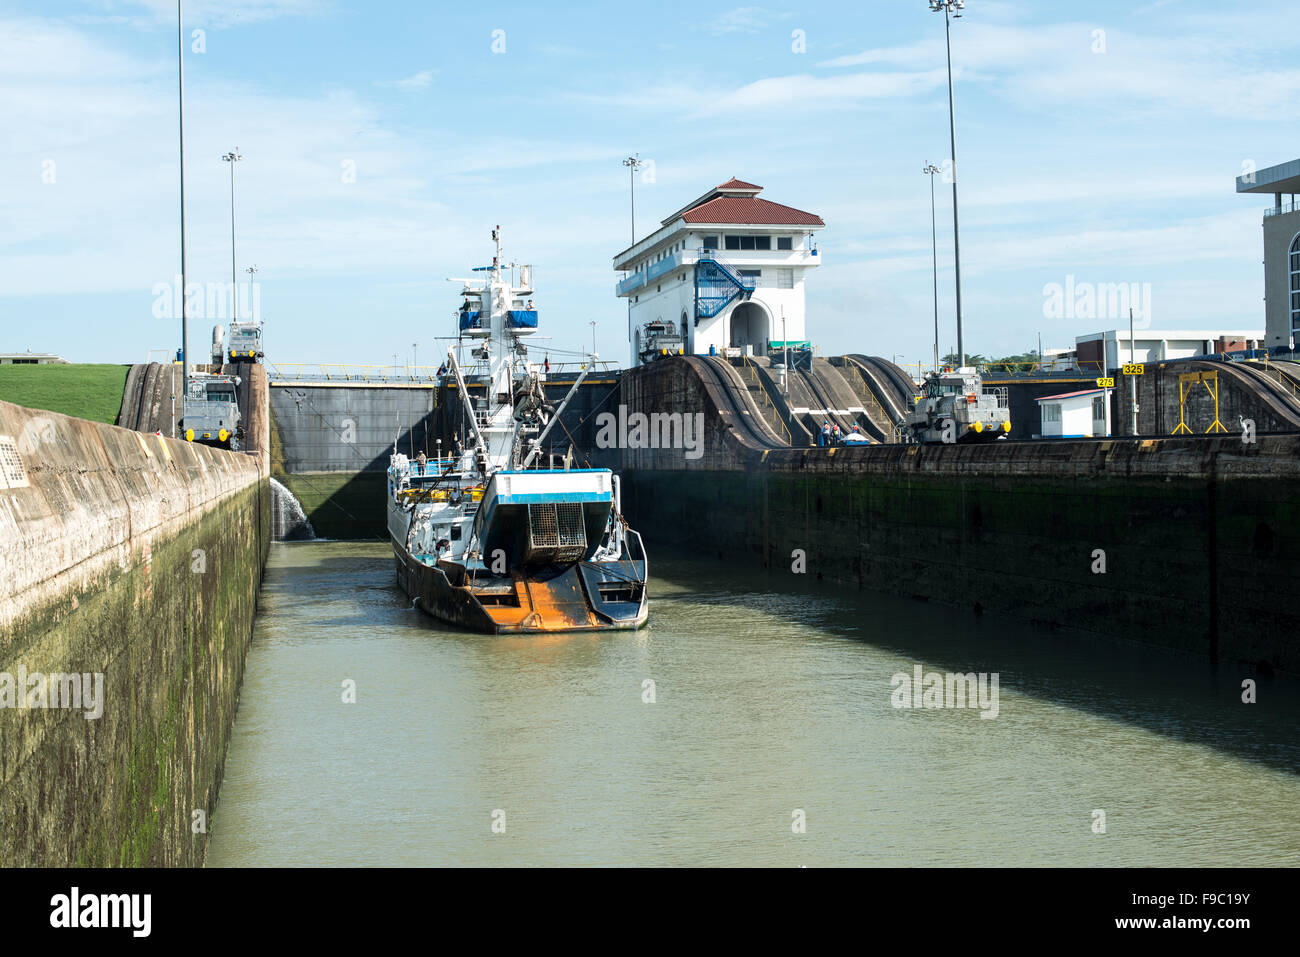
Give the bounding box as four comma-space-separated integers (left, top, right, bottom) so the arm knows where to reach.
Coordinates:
269, 477, 316, 541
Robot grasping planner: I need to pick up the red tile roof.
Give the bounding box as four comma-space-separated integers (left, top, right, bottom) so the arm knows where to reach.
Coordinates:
716, 177, 762, 191
681, 195, 825, 226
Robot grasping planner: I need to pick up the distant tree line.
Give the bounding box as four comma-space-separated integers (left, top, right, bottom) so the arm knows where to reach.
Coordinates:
940, 350, 1041, 372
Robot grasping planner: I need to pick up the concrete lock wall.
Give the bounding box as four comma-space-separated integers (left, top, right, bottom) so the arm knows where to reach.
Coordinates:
0, 399, 270, 866
612, 359, 1300, 674
270, 384, 438, 473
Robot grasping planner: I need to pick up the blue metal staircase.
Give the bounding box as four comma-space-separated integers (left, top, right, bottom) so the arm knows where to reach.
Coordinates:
694, 257, 755, 324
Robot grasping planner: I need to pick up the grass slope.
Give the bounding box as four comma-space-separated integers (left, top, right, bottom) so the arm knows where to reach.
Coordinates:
0, 364, 130, 424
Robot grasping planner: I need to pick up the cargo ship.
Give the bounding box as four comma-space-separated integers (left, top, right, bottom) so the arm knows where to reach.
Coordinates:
386, 228, 649, 633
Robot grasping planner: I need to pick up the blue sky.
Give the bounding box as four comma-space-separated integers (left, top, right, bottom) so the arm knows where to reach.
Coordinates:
2, 0, 1298, 368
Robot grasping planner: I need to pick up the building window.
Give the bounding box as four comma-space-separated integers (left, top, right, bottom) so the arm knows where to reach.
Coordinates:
738, 269, 761, 280
1043, 404, 1061, 423
777, 268, 794, 289
1291, 232, 1300, 340
724, 236, 772, 251
777, 237, 793, 250
702, 235, 719, 249
1092, 396, 1104, 420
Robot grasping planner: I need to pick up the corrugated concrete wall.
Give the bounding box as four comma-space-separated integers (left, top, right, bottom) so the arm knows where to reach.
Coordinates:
0, 399, 270, 865
270, 384, 438, 473
116, 362, 185, 434
613, 359, 1300, 674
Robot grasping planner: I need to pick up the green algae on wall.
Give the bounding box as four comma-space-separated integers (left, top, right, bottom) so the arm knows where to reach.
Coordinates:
0, 397, 270, 867
619, 465, 1300, 675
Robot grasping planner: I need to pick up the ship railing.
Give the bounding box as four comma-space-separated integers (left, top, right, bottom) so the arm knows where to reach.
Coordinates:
408, 456, 461, 478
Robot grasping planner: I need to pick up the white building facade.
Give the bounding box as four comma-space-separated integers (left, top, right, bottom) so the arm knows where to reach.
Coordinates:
1075, 329, 1265, 371
1036, 388, 1109, 438
613, 179, 824, 366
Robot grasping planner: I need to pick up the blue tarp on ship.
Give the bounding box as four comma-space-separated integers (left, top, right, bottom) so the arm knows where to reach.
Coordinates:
458, 310, 482, 330
507, 310, 538, 328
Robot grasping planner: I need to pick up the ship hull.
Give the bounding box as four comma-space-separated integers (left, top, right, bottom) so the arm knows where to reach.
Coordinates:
392, 534, 648, 634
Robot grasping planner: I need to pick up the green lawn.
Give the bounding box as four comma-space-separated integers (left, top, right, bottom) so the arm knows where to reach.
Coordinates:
0, 364, 130, 424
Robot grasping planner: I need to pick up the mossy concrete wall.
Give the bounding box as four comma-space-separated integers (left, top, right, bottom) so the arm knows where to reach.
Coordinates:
613, 359, 1300, 674
0, 399, 270, 865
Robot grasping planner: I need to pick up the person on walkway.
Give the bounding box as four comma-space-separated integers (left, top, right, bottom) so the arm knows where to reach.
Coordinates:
819, 421, 831, 447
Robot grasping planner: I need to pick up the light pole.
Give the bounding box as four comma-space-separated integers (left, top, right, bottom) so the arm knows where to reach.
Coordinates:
923, 163, 942, 373
413, 341, 418, 376
177, 0, 189, 397
930, 0, 966, 368
622, 155, 644, 245
589, 319, 597, 359
244, 264, 257, 324
1129, 308, 1139, 436
222, 148, 243, 317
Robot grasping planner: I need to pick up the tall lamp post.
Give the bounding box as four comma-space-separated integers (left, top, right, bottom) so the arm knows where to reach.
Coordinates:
177, 0, 189, 399
222, 148, 243, 318
244, 264, 258, 324
622, 155, 644, 245
923, 164, 942, 373
929, 0, 966, 367
622, 155, 645, 366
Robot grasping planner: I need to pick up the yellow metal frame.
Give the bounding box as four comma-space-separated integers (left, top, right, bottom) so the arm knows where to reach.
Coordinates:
1173, 371, 1227, 435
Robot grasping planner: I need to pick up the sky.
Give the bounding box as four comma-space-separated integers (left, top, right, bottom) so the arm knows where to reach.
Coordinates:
2, 0, 1298, 369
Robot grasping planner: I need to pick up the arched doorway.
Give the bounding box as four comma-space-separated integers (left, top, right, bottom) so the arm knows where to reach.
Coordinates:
729, 302, 770, 355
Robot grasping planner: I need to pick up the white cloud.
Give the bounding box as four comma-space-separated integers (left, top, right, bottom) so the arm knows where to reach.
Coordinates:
815, 19, 1300, 122
379, 69, 436, 92
698, 7, 771, 36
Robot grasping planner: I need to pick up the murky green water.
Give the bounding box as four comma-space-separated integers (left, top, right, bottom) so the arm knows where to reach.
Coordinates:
205, 541, 1300, 867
